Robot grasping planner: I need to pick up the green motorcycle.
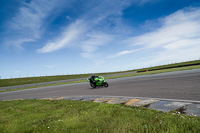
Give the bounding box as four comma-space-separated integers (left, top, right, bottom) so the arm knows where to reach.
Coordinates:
87, 76, 109, 88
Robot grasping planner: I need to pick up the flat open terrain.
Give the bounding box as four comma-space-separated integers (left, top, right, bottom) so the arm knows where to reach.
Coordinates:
0, 69, 200, 101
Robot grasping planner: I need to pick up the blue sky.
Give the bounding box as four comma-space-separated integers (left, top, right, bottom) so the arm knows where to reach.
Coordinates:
1, 0, 200, 79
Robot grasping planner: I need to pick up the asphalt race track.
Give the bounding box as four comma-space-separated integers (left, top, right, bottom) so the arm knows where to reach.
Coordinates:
0, 69, 200, 101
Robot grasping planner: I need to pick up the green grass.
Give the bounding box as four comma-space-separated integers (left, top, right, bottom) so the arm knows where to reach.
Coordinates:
132, 60, 200, 72
0, 100, 199, 133
0, 80, 86, 93
0, 74, 91, 87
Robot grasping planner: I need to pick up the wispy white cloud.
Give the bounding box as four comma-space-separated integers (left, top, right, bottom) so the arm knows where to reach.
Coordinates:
32, 1, 200, 69
37, 20, 87, 53
80, 33, 114, 58
5, 38, 35, 49
129, 8, 200, 48
107, 49, 139, 59
37, 0, 133, 56
4, 0, 62, 48
110, 7, 200, 64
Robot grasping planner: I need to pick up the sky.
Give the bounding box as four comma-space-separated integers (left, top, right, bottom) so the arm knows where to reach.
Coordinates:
0, 0, 200, 79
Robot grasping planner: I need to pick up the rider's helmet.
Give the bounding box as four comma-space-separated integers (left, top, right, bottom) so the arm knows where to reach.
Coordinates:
92, 74, 95, 76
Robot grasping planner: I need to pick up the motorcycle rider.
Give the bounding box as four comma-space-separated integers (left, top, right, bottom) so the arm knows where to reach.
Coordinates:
90, 74, 98, 84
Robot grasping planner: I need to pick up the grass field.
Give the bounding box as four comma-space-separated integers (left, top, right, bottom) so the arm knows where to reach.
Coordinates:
106, 65, 200, 79
0, 60, 200, 88
0, 80, 86, 93
0, 100, 200, 133
133, 60, 200, 72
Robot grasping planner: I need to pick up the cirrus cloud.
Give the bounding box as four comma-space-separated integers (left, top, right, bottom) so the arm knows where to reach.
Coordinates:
37, 20, 87, 53
129, 7, 200, 49
108, 7, 200, 64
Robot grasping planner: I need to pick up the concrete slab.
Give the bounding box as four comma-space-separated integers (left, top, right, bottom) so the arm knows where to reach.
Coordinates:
132, 99, 160, 106
61, 97, 77, 100
42, 98, 54, 100
107, 97, 133, 104
60, 96, 86, 101
125, 99, 140, 106
94, 97, 116, 103
106, 98, 120, 104
184, 104, 200, 117
42, 97, 68, 100
148, 101, 191, 112
70, 97, 87, 101
53, 97, 67, 100
81, 96, 102, 101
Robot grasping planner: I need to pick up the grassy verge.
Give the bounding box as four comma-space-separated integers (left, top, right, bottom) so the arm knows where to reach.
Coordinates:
0, 74, 91, 87
132, 60, 200, 72
0, 80, 86, 93
1, 65, 200, 93
0, 100, 199, 132
106, 65, 200, 79
0, 60, 199, 87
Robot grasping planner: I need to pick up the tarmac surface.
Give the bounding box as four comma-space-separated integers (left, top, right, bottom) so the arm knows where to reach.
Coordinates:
0, 69, 200, 101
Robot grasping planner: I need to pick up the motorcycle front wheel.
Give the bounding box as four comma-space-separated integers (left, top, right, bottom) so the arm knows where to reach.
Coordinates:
90, 83, 96, 88
104, 82, 109, 87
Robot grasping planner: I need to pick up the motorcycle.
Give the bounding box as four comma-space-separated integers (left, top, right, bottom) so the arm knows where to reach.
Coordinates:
87, 76, 109, 88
